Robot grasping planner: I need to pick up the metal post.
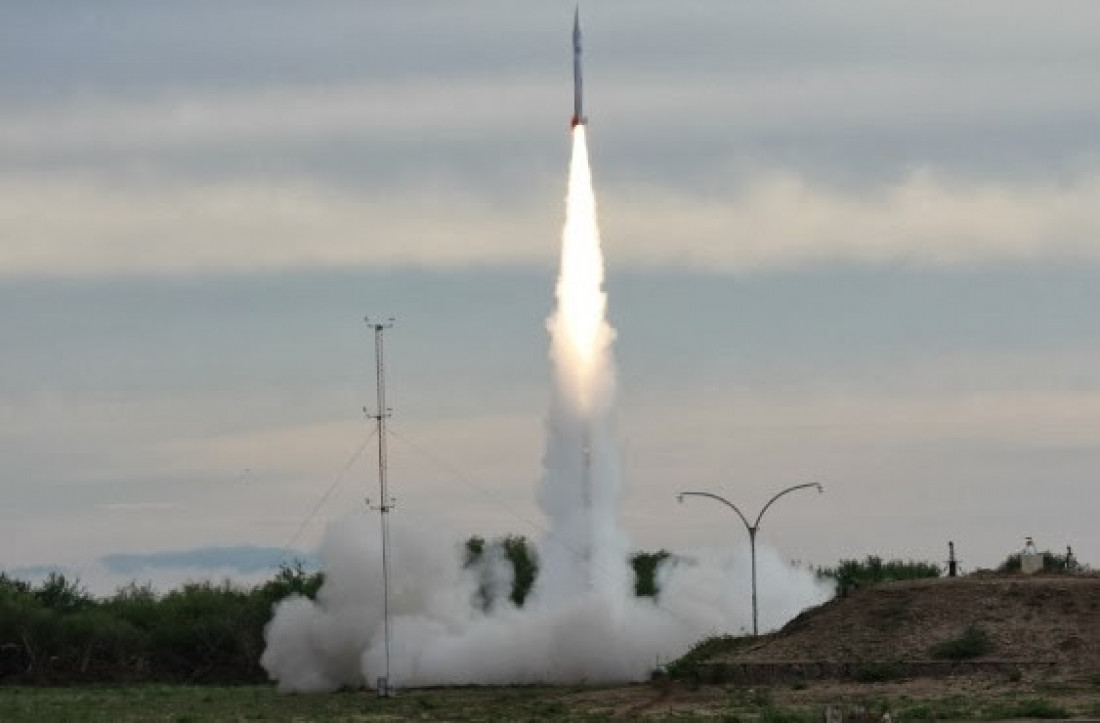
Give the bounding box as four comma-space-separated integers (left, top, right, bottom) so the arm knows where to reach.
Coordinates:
748, 527, 758, 637
678, 482, 823, 636
365, 316, 395, 695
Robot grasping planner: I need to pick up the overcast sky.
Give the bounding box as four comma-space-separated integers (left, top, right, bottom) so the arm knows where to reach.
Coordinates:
3, 1, 1100, 590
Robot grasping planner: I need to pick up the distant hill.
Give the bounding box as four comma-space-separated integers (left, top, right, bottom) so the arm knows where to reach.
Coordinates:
100, 545, 314, 575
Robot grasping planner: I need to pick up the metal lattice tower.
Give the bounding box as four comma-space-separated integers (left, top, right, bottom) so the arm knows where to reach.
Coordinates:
365, 316, 394, 695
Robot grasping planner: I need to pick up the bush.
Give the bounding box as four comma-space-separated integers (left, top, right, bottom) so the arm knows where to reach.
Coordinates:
663, 635, 750, 680
818, 556, 940, 597
254, 560, 323, 606
103, 581, 159, 632
32, 573, 93, 614
854, 661, 902, 682
758, 707, 813, 723
931, 624, 992, 660
465, 537, 678, 604
630, 550, 670, 598
500, 535, 538, 606
0, 566, 324, 684
998, 550, 1080, 574
0, 573, 31, 600
463, 535, 539, 607
148, 580, 269, 682
984, 698, 1069, 719
58, 609, 146, 678
898, 699, 972, 720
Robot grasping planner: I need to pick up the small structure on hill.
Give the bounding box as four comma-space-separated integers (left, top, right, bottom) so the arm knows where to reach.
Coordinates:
1020, 537, 1043, 575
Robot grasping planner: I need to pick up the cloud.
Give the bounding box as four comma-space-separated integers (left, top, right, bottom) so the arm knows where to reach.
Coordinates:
0, 81, 557, 158
5, 64, 1097, 163
0, 175, 554, 276
95, 501, 180, 512
602, 169, 1100, 271
4, 169, 1100, 277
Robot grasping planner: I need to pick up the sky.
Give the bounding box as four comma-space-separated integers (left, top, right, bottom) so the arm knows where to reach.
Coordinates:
3, 1, 1100, 591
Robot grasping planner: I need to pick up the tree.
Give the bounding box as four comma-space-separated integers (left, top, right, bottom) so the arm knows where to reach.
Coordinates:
463, 535, 539, 608
33, 573, 93, 614
630, 550, 670, 598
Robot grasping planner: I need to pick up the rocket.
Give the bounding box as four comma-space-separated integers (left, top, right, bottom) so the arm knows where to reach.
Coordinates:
571, 7, 587, 128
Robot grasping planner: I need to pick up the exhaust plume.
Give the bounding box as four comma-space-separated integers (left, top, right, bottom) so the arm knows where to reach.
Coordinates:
260, 127, 831, 691
536, 124, 626, 603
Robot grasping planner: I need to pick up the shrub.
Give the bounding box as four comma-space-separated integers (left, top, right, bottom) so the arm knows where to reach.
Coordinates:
664, 634, 749, 680
103, 581, 159, 630
58, 609, 146, 678
855, 661, 902, 682
630, 550, 670, 598
0, 567, 318, 684
818, 556, 940, 597
254, 560, 323, 606
984, 698, 1068, 719
930, 624, 992, 660
33, 573, 93, 614
463, 536, 485, 566
465, 537, 678, 604
500, 535, 538, 606
997, 550, 1081, 574
758, 707, 812, 723
148, 581, 265, 681
0, 573, 31, 600
898, 699, 972, 720
463, 535, 539, 607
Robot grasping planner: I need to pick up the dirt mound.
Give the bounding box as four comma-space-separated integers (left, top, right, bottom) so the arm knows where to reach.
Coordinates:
710, 574, 1100, 673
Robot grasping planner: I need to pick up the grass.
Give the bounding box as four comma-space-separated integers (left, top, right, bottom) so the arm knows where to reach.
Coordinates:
663, 634, 752, 680
890, 693, 1079, 721
0, 679, 1094, 722
897, 698, 974, 721
981, 697, 1070, 719
0, 684, 607, 722
758, 706, 813, 723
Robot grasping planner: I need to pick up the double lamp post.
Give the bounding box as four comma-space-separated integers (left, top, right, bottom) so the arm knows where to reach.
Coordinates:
678, 482, 823, 636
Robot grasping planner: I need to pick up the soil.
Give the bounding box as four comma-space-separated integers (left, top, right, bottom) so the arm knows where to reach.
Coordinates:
715, 573, 1100, 671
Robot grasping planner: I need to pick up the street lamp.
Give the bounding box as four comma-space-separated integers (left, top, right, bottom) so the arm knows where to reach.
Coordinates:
678, 482, 823, 636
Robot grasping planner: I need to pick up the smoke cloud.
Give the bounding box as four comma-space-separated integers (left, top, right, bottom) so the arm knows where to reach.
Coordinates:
261, 127, 830, 690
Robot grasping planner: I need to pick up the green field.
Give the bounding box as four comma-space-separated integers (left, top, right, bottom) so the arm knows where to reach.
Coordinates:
3, 679, 1100, 722
0, 684, 611, 722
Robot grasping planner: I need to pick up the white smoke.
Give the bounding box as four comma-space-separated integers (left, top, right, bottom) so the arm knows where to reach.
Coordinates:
261, 127, 832, 691
535, 125, 626, 604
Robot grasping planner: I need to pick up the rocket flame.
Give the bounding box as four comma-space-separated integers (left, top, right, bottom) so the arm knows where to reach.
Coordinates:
549, 125, 615, 416
535, 123, 627, 601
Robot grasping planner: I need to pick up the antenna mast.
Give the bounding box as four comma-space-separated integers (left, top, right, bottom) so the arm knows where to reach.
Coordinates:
365, 316, 395, 696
